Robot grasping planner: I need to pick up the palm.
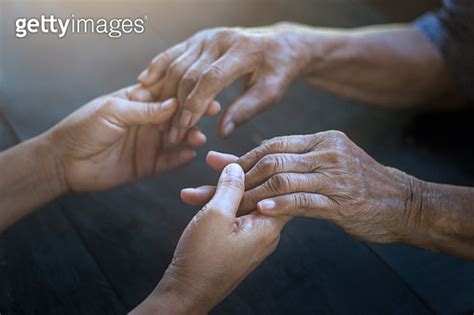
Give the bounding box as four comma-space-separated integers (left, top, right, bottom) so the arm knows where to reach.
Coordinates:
50, 87, 202, 193
69, 124, 165, 191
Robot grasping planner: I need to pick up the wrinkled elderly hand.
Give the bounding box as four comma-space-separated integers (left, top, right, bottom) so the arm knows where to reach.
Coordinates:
131, 23, 310, 142
182, 131, 423, 244
46, 86, 218, 192
131, 164, 290, 315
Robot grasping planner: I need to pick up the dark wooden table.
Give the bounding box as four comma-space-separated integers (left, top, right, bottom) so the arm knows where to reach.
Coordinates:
1, 1, 473, 314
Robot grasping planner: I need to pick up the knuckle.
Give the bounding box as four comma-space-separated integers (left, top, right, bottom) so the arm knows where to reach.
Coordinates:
266, 174, 290, 194
326, 150, 344, 165
214, 28, 235, 42
167, 62, 185, 79
180, 72, 200, 92
264, 137, 285, 151
271, 154, 286, 171
202, 65, 223, 83
157, 50, 173, 64
181, 70, 200, 85
235, 36, 252, 47
333, 130, 348, 139
293, 193, 312, 208
296, 156, 312, 171
256, 155, 276, 174
319, 131, 352, 159
328, 130, 349, 145
325, 130, 347, 138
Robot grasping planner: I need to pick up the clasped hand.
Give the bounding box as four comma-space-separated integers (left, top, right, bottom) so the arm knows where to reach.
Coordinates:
183, 131, 421, 244
45, 86, 219, 192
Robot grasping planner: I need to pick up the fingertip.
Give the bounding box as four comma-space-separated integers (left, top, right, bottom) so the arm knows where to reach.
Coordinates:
161, 98, 178, 111
195, 131, 207, 146
174, 148, 197, 166
223, 121, 235, 138
206, 150, 239, 160
206, 100, 221, 116
222, 162, 243, 177
187, 129, 207, 147
150, 99, 177, 124
209, 163, 245, 216
138, 67, 159, 86
206, 150, 239, 171
182, 149, 197, 160
181, 186, 215, 205
257, 199, 277, 213
137, 69, 148, 83
218, 114, 235, 139
180, 188, 195, 204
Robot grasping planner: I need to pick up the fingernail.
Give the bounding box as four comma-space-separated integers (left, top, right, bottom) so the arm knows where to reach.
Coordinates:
196, 131, 207, 144
180, 110, 193, 127
223, 121, 235, 137
182, 186, 209, 196
169, 127, 179, 144
225, 163, 242, 176
138, 69, 148, 81
188, 186, 208, 192
258, 200, 276, 211
181, 187, 194, 194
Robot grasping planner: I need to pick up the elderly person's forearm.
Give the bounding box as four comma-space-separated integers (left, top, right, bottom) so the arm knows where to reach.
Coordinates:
281, 22, 461, 108
182, 132, 474, 260
406, 181, 474, 260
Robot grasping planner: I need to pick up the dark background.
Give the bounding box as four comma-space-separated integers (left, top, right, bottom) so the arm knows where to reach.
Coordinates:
1, 1, 474, 314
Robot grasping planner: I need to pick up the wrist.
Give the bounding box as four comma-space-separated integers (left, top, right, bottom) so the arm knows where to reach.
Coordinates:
397, 174, 432, 247
271, 22, 350, 77
131, 270, 210, 315
270, 22, 313, 74
35, 133, 69, 196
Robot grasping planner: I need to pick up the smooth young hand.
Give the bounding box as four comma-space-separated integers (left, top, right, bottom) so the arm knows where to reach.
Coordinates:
132, 163, 290, 314
46, 86, 209, 192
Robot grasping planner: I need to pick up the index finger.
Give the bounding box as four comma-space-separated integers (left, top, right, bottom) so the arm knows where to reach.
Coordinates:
172, 49, 261, 141
138, 42, 188, 86
238, 134, 317, 171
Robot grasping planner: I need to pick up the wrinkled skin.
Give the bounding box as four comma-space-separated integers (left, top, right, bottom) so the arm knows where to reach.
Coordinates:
132, 164, 290, 315
182, 131, 422, 244
131, 24, 309, 142
47, 86, 220, 192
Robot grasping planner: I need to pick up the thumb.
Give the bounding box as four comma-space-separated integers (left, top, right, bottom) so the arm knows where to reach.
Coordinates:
206, 150, 239, 172
205, 163, 244, 217
105, 97, 177, 127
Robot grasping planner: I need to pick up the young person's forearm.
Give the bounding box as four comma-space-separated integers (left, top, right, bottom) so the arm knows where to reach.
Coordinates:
405, 180, 474, 260
0, 135, 66, 231
282, 23, 460, 108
